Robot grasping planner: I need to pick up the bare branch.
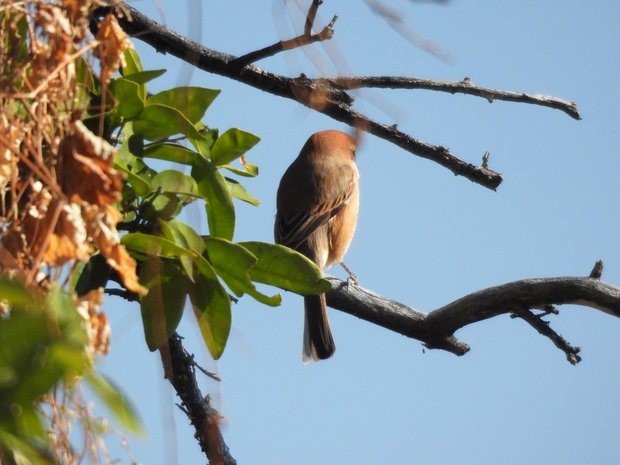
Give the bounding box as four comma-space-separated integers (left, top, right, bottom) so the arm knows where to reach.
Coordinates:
510, 308, 582, 365
162, 334, 236, 465
231, 8, 338, 68
305, 0, 323, 35
320, 76, 581, 120
324, 277, 470, 354
325, 272, 620, 362
91, 6, 577, 190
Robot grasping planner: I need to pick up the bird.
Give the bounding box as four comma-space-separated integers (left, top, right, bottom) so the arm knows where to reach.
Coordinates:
275, 130, 359, 361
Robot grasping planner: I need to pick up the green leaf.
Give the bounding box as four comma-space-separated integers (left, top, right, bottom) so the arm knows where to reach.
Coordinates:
222, 163, 259, 177
133, 104, 203, 141
85, 372, 143, 434
238, 242, 332, 295
159, 219, 205, 281
226, 177, 261, 206
74, 254, 111, 297
75, 57, 96, 108
122, 69, 166, 84
0, 430, 54, 465
0, 277, 39, 311
122, 233, 190, 259
151, 170, 198, 197
246, 287, 282, 307
116, 131, 153, 197
0, 281, 89, 419
203, 237, 256, 296
188, 273, 231, 359
161, 219, 205, 254
109, 78, 145, 118
147, 87, 220, 124
143, 143, 198, 165
119, 168, 151, 198
199, 238, 282, 306
139, 257, 188, 351
121, 49, 143, 75
189, 123, 218, 158
210, 128, 260, 165
4, 14, 29, 63
148, 193, 180, 221
192, 159, 235, 240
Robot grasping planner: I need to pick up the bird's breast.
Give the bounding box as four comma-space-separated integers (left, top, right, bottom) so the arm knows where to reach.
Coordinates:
326, 179, 359, 267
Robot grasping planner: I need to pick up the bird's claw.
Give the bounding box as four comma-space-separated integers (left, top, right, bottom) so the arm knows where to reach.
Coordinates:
346, 274, 359, 287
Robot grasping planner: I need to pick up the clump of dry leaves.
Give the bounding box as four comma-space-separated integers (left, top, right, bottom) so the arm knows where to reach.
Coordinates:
1, 0, 143, 333
0, 0, 141, 462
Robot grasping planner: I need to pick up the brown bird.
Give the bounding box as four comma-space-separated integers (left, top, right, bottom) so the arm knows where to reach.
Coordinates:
275, 130, 359, 361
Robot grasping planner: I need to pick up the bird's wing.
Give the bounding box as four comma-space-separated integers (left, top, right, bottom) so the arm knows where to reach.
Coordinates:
275, 177, 355, 250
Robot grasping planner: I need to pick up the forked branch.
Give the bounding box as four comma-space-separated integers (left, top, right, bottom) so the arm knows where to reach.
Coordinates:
231, 0, 338, 67
325, 266, 620, 362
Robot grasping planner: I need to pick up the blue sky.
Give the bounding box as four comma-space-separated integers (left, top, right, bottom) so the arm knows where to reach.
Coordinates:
99, 2, 620, 464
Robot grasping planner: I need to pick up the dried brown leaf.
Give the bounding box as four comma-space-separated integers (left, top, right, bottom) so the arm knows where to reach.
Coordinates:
85, 205, 147, 296
59, 121, 123, 206
96, 14, 131, 82
76, 288, 110, 355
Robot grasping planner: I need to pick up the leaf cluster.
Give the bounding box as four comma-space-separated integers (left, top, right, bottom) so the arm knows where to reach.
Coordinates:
0, 278, 139, 464
76, 49, 331, 358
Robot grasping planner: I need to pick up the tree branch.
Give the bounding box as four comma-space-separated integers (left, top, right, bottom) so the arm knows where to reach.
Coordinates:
510, 308, 581, 365
231, 1, 337, 68
319, 76, 581, 120
161, 334, 236, 465
305, 0, 323, 36
325, 269, 620, 362
92, 6, 578, 190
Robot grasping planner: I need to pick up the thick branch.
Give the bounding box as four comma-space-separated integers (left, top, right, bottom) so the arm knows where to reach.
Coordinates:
325, 275, 620, 362
162, 334, 236, 465
90, 6, 579, 190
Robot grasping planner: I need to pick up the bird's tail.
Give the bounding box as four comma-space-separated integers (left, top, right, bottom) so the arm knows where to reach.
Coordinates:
303, 293, 335, 361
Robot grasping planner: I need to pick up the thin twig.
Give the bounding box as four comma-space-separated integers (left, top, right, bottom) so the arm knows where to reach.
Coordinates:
305, 0, 323, 36
511, 308, 582, 365
194, 363, 222, 383
231, 7, 337, 68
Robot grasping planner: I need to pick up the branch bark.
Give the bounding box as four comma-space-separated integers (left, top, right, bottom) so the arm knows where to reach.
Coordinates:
161, 334, 237, 465
319, 76, 581, 120
91, 6, 579, 191
325, 273, 620, 362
